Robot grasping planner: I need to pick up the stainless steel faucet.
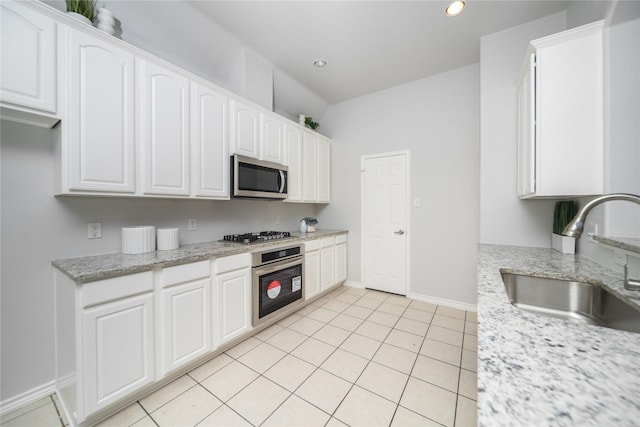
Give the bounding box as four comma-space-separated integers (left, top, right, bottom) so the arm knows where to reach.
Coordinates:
561, 193, 640, 291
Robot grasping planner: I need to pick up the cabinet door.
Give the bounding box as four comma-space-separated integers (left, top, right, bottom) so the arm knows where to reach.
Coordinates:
138, 59, 190, 196
317, 137, 331, 203
284, 125, 303, 202
517, 52, 535, 198
302, 131, 318, 202
230, 99, 259, 158
215, 267, 252, 345
305, 249, 321, 300
191, 82, 229, 198
320, 238, 335, 291
260, 113, 284, 164
161, 278, 211, 375
82, 293, 154, 417
66, 28, 135, 193
335, 243, 347, 284
0, 1, 56, 113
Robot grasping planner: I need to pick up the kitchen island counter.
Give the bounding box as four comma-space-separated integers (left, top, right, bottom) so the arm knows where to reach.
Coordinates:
478, 244, 640, 426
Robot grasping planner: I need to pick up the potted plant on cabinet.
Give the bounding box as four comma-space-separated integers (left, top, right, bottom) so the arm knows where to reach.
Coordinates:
552, 200, 579, 254
65, 0, 96, 25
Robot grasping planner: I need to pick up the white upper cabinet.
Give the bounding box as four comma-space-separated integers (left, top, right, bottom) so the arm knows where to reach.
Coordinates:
517, 21, 604, 199
229, 99, 260, 159
303, 131, 318, 202
260, 113, 285, 164
317, 136, 331, 203
63, 27, 136, 194
284, 124, 304, 202
191, 82, 229, 199
137, 58, 190, 196
1, 1, 57, 126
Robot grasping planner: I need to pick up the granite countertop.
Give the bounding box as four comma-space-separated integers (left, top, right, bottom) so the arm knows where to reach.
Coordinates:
478, 244, 640, 426
593, 235, 640, 254
53, 229, 347, 283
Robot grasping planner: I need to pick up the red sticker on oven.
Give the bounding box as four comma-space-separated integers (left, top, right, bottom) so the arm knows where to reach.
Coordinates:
267, 280, 282, 299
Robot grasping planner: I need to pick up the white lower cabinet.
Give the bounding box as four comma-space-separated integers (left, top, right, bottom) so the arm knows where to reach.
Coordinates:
304, 240, 321, 300
213, 253, 252, 345
304, 234, 348, 300
335, 234, 348, 284
320, 237, 336, 290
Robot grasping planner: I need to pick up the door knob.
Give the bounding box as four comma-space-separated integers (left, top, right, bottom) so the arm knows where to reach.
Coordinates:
394, 230, 405, 235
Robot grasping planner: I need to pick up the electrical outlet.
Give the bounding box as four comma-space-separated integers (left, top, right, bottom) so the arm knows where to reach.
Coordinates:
413, 198, 421, 208
188, 219, 197, 231
88, 222, 102, 239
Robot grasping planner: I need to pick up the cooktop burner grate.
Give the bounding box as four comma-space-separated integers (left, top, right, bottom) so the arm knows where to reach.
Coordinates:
222, 231, 292, 244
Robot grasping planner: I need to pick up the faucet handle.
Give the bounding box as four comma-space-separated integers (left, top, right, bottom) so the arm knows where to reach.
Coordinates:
624, 264, 640, 291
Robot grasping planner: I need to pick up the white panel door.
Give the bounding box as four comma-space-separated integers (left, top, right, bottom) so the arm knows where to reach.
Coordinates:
82, 293, 154, 416
191, 82, 229, 198
67, 28, 135, 193
302, 132, 318, 202
260, 113, 284, 164
215, 267, 251, 344
284, 125, 303, 202
361, 152, 409, 295
138, 59, 190, 196
230, 99, 259, 158
317, 137, 331, 203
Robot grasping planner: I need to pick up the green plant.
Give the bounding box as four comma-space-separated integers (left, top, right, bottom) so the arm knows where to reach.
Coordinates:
65, 0, 96, 21
302, 217, 318, 226
553, 200, 579, 235
304, 117, 319, 130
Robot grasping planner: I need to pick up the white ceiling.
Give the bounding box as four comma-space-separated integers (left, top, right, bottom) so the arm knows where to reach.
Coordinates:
188, 1, 570, 104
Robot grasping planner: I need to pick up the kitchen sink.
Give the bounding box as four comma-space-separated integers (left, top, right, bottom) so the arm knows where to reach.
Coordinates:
500, 271, 640, 334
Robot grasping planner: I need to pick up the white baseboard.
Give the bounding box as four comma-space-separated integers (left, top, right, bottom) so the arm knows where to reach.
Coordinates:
0, 380, 56, 417
343, 280, 364, 289
408, 292, 477, 312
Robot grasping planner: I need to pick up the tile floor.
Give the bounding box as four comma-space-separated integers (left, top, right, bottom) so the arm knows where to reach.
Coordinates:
1, 286, 477, 427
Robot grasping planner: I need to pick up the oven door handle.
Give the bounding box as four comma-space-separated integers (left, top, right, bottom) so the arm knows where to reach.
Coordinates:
254, 256, 303, 275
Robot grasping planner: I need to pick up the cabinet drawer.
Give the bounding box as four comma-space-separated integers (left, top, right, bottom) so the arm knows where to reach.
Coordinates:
162, 260, 210, 287
305, 240, 320, 252
321, 237, 334, 248
335, 234, 347, 245
83, 271, 153, 308
215, 253, 251, 274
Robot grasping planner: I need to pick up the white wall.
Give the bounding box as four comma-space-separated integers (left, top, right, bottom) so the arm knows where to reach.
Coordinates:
319, 64, 480, 307
0, 121, 316, 403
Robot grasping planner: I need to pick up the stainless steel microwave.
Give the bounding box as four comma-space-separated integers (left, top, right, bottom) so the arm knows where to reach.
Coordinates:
231, 155, 288, 200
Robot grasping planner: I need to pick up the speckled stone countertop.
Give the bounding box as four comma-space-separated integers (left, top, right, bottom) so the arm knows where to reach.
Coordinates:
593, 235, 640, 254
53, 229, 347, 283
478, 244, 640, 426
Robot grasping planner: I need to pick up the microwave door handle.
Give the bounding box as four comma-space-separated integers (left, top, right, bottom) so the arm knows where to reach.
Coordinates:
278, 170, 285, 193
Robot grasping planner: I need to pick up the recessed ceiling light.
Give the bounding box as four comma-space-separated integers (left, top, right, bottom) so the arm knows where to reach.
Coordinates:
445, 1, 466, 17
313, 59, 327, 68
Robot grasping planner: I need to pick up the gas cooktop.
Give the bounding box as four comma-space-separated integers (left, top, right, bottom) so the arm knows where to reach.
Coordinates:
222, 231, 292, 244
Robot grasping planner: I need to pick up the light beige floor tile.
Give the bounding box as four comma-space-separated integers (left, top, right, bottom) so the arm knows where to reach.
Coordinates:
264, 354, 316, 392
227, 377, 289, 426
140, 374, 196, 412
295, 369, 352, 414
411, 355, 460, 392
367, 310, 400, 327
1, 396, 51, 424
395, 317, 430, 336
463, 333, 478, 351
409, 299, 437, 312
94, 403, 146, 427
266, 328, 307, 352
238, 342, 286, 374
322, 299, 351, 313
459, 369, 477, 400
334, 292, 360, 304
262, 394, 330, 427
326, 417, 349, 427
306, 307, 340, 323
200, 361, 259, 402
51, 394, 70, 426
402, 307, 434, 324
131, 416, 156, 427
197, 405, 252, 426
427, 325, 464, 347
363, 290, 389, 301
339, 333, 382, 359
400, 377, 457, 426
377, 302, 407, 316
327, 287, 347, 298
420, 338, 462, 366
356, 361, 409, 403
466, 311, 478, 323
343, 287, 369, 297
353, 296, 383, 309
455, 395, 478, 427
288, 316, 325, 336
1, 399, 61, 427
464, 321, 478, 336
313, 324, 351, 347
436, 305, 466, 320
461, 349, 477, 372
253, 323, 285, 341
385, 294, 411, 307
355, 320, 392, 341
321, 349, 368, 382
329, 313, 364, 332
334, 385, 397, 427
310, 296, 331, 307
385, 329, 424, 353
373, 343, 418, 374
432, 314, 466, 332
391, 406, 442, 427
151, 384, 221, 427
224, 336, 261, 359
295, 304, 318, 316
277, 312, 303, 327
291, 337, 336, 366
188, 353, 234, 382
343, 304, 374, 320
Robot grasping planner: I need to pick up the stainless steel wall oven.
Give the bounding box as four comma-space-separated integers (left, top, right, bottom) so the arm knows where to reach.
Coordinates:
252, 244, 304, 326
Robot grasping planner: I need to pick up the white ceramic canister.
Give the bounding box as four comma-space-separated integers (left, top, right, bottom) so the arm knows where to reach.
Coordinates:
157, 227, 180, 251
300, 219, 307, 233
122, 226, 156, 254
